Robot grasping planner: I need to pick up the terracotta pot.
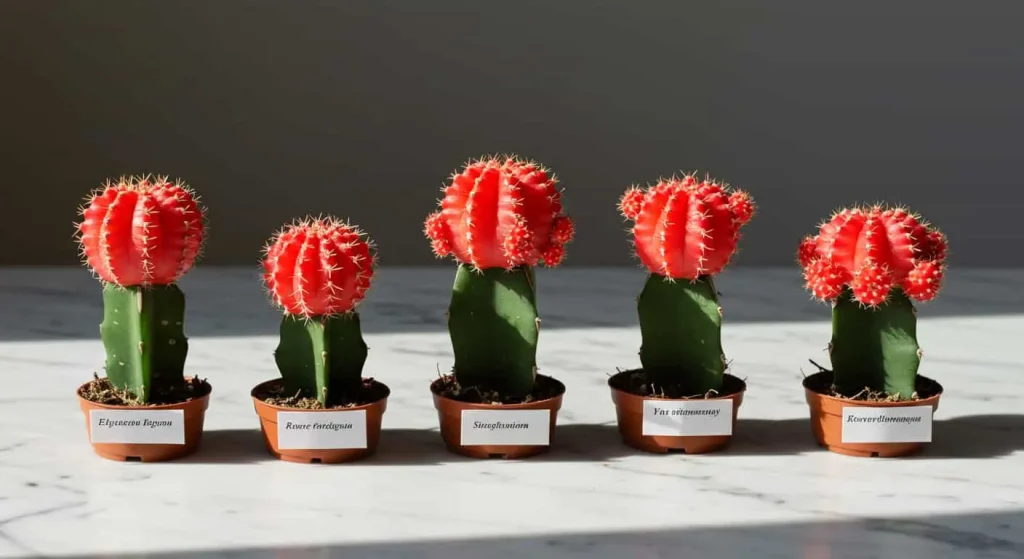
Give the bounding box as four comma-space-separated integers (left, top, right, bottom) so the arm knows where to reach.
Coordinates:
251, 378, 389, 464
608, 370, 746, 454
803, 370, 943, 457
76, 377, 212, 462
430, 375, 566, 459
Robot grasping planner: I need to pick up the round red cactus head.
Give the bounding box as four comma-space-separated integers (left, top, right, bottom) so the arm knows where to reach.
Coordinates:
798, 204, 948, 307
423, 155, 575, 270
262, 216, 376, 317
76, 175, 206, 286
619, 173, 755, 279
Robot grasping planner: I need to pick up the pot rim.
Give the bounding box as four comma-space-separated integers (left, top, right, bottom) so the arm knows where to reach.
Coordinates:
250, 377, 391, 412
607, 369, 747, 402
430, 373, 566, 410
802, 369, 943, 407
76, 376, 212, 410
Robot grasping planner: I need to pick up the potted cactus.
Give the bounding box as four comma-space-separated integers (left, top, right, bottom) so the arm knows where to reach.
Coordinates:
422, 155, 575, 459
798, 204, 947, 457
608, 173, 755, 453
73, 175, 211, 462
250, 215, 390, 464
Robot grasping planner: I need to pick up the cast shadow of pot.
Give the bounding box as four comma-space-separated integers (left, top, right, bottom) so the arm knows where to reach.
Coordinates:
168, 414, 1024, 465
173, 429, 276, 465
370, 420, 820, 464
727, 415, 1024, 459
909, 414, 1024, 459
369, 423, 640, 465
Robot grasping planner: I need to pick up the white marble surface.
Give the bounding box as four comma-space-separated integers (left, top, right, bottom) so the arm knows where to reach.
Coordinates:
2, 266, 1024, 558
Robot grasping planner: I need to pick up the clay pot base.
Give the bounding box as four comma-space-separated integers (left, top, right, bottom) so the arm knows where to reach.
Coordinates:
608, 370, 746, 454
430, 374, 566, 459
76, 376, 212, 462
803, 370, 943, 458
251, 378, 390, 464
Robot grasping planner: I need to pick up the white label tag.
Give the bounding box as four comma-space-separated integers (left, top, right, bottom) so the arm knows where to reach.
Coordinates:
89, 409, 185, 444
841, 406, 933, 443
460, 409, 550, 446
642, 399, 734, 436
276, 410, 367, 450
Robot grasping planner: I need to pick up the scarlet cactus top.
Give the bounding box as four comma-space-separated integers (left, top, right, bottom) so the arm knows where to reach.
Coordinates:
76, 175, 206, 286
798, 205, 948, 307
423, 155, 575, 269
619, 174, 755, 280
262, 216, 376, 317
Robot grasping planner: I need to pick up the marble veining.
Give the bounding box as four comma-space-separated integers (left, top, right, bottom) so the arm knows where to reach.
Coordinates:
1, 267, 1023, 558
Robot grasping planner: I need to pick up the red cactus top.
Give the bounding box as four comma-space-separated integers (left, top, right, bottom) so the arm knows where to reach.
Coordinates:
76, 175, 206, 286
424, 155, 575, 269
618, 174, 755, 279
262, 216, 376, 317
798, 205, 948, 307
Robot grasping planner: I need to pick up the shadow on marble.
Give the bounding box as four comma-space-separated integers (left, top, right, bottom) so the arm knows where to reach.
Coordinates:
175, 422, 821, 466
368, 424, 641, 465
48, 509, 1024, 558
2, 267, 1023, 341
910, 414, 1024, 459
174, 429, 276, 465
736, 415, 1024, 460
176, 415, 1024, 465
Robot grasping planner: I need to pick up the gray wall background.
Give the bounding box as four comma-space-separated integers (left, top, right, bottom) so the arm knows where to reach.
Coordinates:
2, 1, 1021, 267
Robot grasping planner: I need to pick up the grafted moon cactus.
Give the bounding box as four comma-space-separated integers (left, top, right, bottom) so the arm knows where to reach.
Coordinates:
423, 155, 575, 399
619, 173, 755, 395
75, 175, 207, 403
262, 216, 376, 406
798, 204, 948, 399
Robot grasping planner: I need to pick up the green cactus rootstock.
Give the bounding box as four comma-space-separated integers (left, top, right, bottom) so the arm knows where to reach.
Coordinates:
99, 283, 189, 403
447, 264, 540, 399
273, 313, 368, 406
637, 274, 726, 395
828, 288, 921, 399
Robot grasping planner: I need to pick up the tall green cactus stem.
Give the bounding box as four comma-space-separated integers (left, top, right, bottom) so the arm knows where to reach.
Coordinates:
447, 264, 539, 399
637, 274, 726, 395
274, 313, 368, 407
99, 283, 189, 403
829, 288, 921, 399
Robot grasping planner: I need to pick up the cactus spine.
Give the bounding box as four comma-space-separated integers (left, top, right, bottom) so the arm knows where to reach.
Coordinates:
261, 216, 376, 406
76, 175, 206, 403
620, 173, 755, 395
799, 205, 948, 399
424, 155, 574, 399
